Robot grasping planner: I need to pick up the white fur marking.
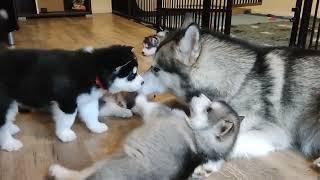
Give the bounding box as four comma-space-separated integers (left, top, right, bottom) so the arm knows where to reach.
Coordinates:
192, 160, 224, 178
231, 124, 290, 158
0, 101, 22, 151
133, 67, 137, 74
51, 102, 77, 142
139, 70, 168, 95
188, 94, 211, 129
83, 46, 94, 53
49, 164, 78, 180
266, 52, 284, 111
142, 44, 157, 56
109, 74, 143, 93
77, 88, 108, 133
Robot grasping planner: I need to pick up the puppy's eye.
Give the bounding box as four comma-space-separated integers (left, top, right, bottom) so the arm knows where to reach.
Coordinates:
206, 107, 212, 112
153, 66, 160, 72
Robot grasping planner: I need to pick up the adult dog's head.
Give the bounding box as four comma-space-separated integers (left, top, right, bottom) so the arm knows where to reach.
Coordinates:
139, 14, 201, 101
90, 45, 144, 93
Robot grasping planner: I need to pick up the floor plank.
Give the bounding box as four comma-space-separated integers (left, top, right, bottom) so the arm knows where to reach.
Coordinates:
0, 13, 319, 180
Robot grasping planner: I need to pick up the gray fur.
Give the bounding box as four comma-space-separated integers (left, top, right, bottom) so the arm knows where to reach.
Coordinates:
139, 15, 320, 175
49, 94, 242, 180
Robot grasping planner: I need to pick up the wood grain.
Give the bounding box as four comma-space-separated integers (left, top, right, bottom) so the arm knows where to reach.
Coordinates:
0, 14, 319, 180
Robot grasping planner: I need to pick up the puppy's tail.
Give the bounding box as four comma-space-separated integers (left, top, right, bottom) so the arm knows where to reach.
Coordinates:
49, 164, 93, 180
0, 9, 8, 45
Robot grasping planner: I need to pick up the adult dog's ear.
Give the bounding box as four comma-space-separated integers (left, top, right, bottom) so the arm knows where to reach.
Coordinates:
178, 24, 201, 65
181, 13, 194, 29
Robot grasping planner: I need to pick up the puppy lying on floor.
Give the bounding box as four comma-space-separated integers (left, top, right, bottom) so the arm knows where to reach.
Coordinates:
98, 92, 136, 119
49, 94, 243, 180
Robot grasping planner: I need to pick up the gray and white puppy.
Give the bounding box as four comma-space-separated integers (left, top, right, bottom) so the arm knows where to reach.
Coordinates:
139, 13, 320, 177
49, 94, 242, 180
142, 30, 169, 56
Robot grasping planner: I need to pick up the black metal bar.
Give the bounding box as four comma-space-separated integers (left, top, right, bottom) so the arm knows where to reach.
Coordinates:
221, 0, 226, 32
297, 0, 313, 48
289, 0, 304, 47
156, 0, 162, 31
213, 0, 218, 30
315, 21, 320, 49
202, 0, 211, 28
308, 0, 320, 48
224, 0, 232, 34
218, 0, 222, 32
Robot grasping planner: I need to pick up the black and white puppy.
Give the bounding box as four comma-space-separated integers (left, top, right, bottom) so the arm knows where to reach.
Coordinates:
0, 45, 144, 151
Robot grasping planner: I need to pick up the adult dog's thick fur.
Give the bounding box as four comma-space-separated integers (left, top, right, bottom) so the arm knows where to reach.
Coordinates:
49, 94, 242, 180
0, 45, 144, 151
139, 14, 320, 175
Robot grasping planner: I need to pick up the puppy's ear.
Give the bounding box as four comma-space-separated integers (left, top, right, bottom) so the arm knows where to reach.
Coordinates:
215, 120, 234, 138
181, 13, 194, 29
151, 37, 159, 45
126, 46, 135, 52
178, 24, 201, 65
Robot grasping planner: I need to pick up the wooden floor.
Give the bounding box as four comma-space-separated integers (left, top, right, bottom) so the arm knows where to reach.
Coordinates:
0, 14, 319, 180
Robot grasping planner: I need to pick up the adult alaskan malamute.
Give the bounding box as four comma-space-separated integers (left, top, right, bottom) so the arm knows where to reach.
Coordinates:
140, 14, 320, 176
0, 44, 144, 152
49, 94, 243, 180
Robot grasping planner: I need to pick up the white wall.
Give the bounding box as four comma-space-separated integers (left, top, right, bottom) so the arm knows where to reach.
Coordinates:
251, 0, 320, 17
91, 0, 112, 13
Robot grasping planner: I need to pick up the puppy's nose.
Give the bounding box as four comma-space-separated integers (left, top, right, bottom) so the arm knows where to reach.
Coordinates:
141, 81, 144, 85
142, 52, 145, 55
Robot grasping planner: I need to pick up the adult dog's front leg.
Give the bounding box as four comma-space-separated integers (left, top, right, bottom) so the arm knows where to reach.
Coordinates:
78, 98, 108, 133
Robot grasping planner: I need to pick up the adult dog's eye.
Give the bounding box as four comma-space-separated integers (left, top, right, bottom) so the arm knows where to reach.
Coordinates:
153, 66, 160, 72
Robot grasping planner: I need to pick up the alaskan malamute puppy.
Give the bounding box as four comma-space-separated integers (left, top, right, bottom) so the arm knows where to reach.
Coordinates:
49, 94, 243, 180
142, 30, 168, 56
0, 44, 144, 151
139, 14, 320, 176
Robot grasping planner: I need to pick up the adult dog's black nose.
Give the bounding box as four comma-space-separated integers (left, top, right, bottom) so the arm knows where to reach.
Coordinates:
141, 81, 144, 85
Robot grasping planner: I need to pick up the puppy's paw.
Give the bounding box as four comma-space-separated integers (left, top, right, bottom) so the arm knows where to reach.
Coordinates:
57, 130, 77, 142
88, 122, 108, 133
192, 165, 213, 179
312, 157, 320, 172
1, 138, 23, 151
191, 94, 211, 113
9, 123, 20, 135
192, 160, 223, 179
49, 164, 73, 179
